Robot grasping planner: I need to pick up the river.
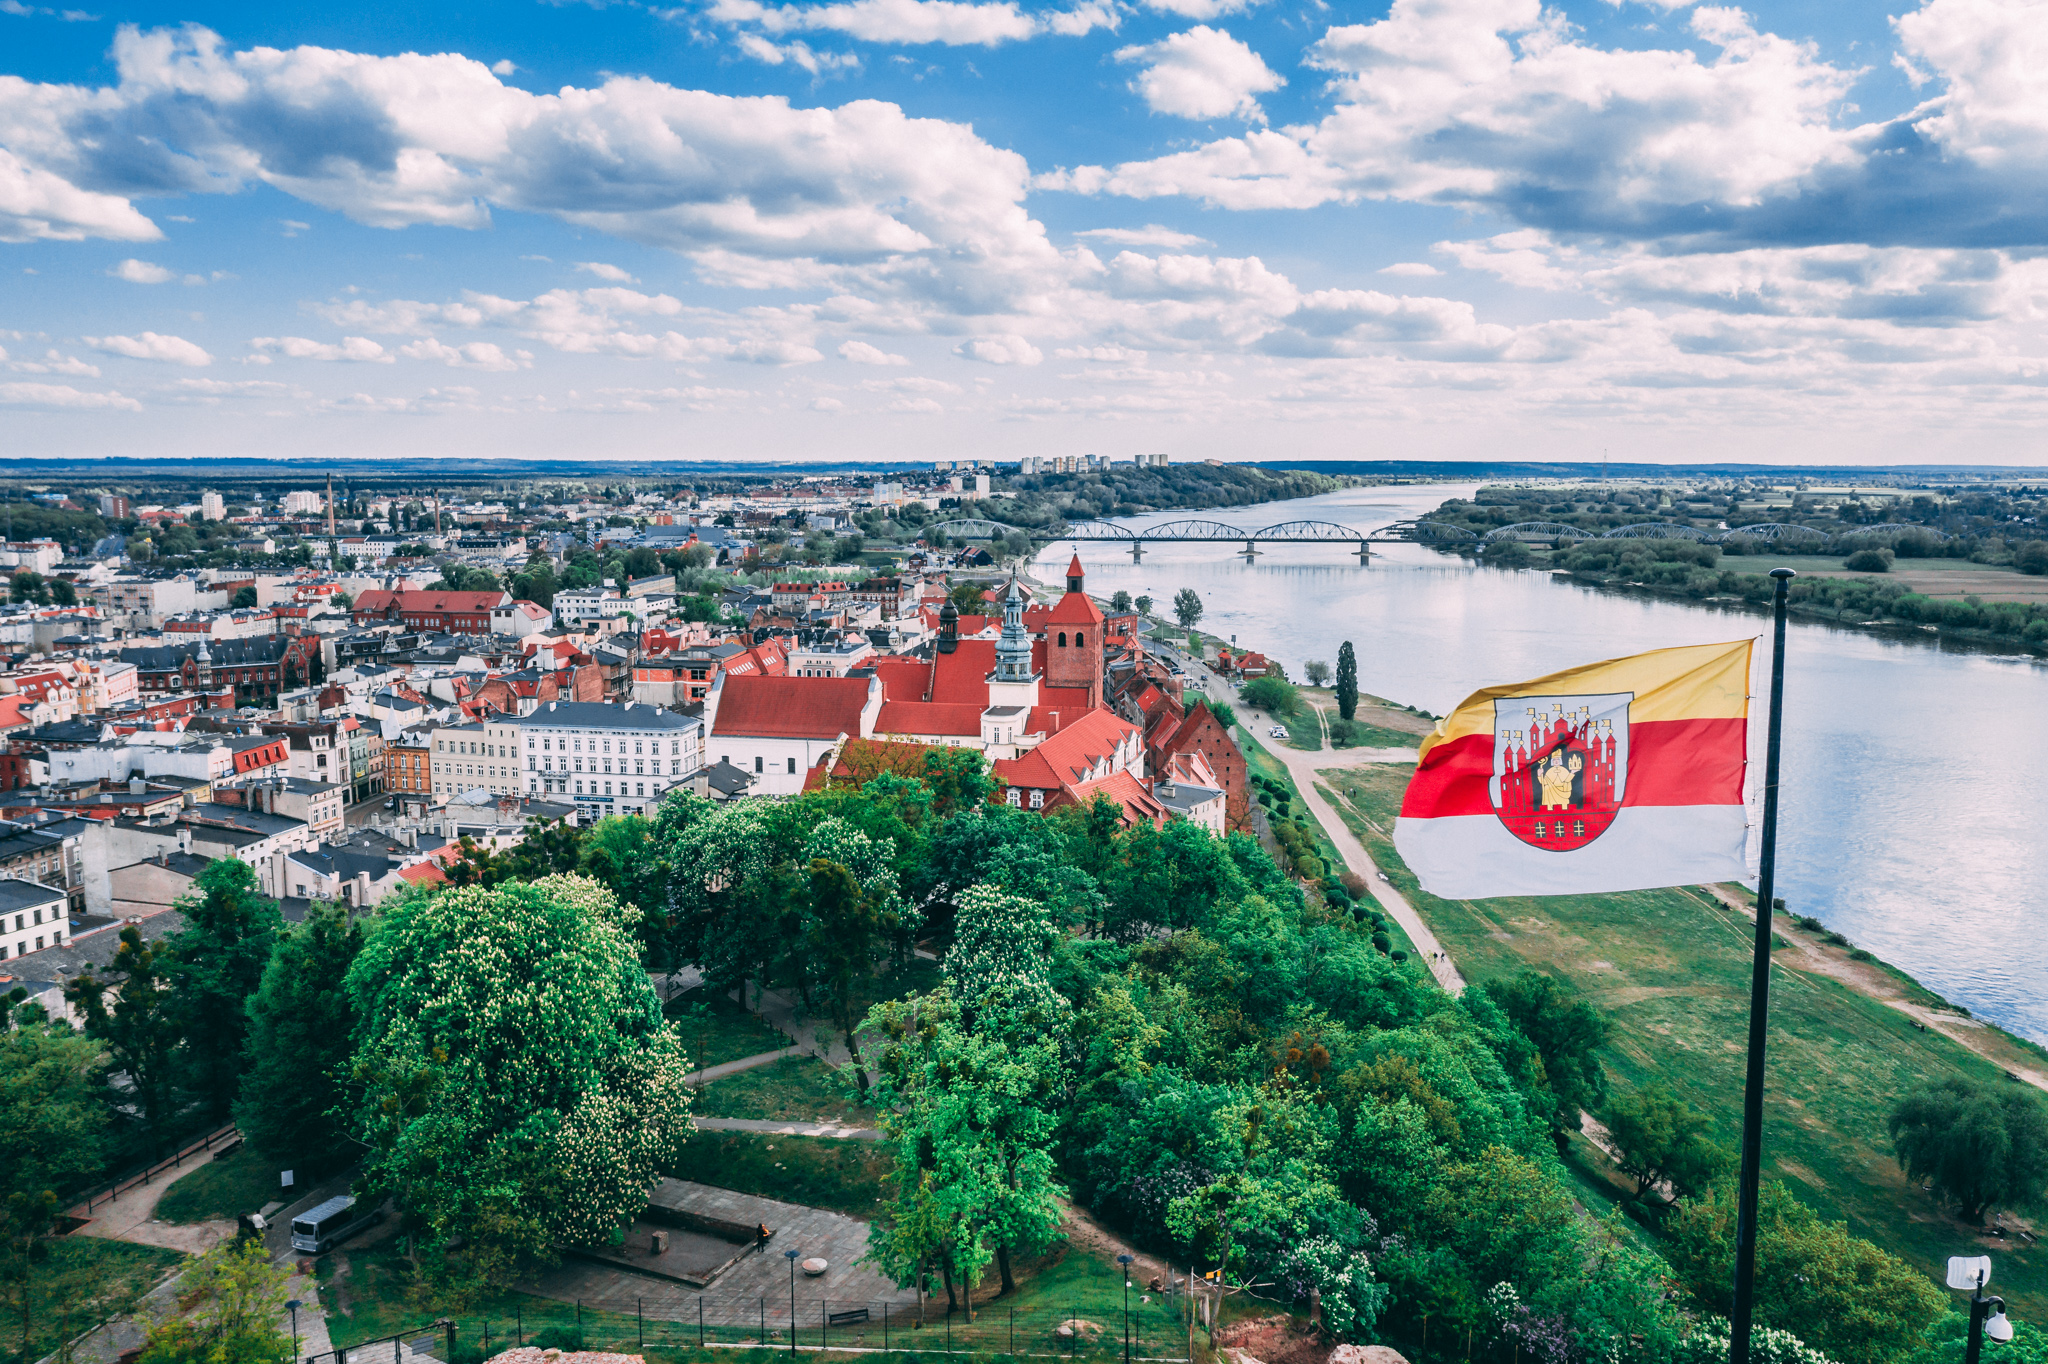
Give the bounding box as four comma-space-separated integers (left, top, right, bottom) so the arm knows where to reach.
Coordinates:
1033, 483, 2048, 1045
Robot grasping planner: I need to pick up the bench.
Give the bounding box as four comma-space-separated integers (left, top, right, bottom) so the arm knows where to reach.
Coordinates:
827, 1309, 870, 1327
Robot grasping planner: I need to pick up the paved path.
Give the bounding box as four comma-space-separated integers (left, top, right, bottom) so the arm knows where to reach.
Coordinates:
1167, 645, 1464, 995
71, 1153, 235, 1255
692, 1047, 798, 1087
693, 1116, 886, 1141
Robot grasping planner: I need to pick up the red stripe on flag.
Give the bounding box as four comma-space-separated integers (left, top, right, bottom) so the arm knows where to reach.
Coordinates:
1399, 717, 1746, 818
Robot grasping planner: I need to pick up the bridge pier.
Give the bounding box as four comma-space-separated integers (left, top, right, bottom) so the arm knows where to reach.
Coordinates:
1240, 540, 1258, 561
1357, 541, 1372, 562
1130, 543, 1143, 563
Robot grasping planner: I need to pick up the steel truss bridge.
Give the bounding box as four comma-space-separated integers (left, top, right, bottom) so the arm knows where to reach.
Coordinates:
920, 514, 1911, 561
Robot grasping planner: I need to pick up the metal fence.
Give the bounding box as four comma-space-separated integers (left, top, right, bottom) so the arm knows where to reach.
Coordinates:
328, 1298, 1196, 1364
72, 1124, 240, 1216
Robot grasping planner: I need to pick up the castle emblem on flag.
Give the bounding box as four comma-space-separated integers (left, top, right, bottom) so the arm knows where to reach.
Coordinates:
1489, 692, 1632, 852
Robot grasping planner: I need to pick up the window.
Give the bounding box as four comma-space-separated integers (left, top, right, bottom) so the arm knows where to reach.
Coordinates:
1058, 632, 1067, 646
1029, 789, 1044, 809
637, 783, 646, 796
1007, 789, 1021, 807
754, 756, 763, 773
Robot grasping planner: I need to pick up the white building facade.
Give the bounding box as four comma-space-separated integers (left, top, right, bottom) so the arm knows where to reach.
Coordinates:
521, 700, 705, 823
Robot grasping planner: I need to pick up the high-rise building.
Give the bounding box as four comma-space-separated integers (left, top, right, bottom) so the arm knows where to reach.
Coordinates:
280, 490, 324, 515
200, 492, 225, 521
98, 494, 130, 520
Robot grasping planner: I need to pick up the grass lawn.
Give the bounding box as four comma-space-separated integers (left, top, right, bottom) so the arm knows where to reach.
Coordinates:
1325, 718, 1423, 750
1322, 762, 2048, 1319
669, 1129, 895, 1218
154, 1144, 287, 1224
694, 1056, 874, 1124
0, 1237, 183, 1360
666, 988, 793, 1069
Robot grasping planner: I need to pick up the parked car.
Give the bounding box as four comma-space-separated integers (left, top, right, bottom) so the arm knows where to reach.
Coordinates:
1269, 726, 1287, 738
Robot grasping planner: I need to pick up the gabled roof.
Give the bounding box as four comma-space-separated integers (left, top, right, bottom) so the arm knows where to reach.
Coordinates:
1057, 768, 1167, 829
992, 708, 1138, 790
712, 675, 871, 739
1044, 584, 1104, 627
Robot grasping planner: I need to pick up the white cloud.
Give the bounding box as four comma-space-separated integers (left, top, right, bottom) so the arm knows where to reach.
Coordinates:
86, 332, 211, 365
0, 148, 160, 244
1075, 224, 1211, 248
887, 395, 945, 412
109, 258, 174, 283
1055, 343, 1148, 361
839, 339, 910, 364
576, 261, 637, 283
1139, 0, 1259, 19
811, 396, 847, 411
5, 348, 99, 376
398, 337, 533, 370
1380, 261, 1441, 277
957, 334, 1042, 364
704, 0, 1113, 46
1115, 26, 1283, 122
0, 381, 141, 410
491, 59, 517, 76
731, 33, 863, 73
250, 336, 393, 363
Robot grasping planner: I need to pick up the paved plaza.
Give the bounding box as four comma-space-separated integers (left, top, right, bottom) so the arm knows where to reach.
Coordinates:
525, 1180, 918, 1324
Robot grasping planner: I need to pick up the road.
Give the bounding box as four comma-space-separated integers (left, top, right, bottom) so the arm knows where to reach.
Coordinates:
1151, 637, 1464, 995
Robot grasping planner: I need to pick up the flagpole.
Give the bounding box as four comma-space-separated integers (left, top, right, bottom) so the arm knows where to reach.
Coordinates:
1730, 566, 1794, 1364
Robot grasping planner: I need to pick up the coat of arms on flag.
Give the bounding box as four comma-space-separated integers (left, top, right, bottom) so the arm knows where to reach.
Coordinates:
1395, 641, 1755, 899
1491, 693, 1630, 852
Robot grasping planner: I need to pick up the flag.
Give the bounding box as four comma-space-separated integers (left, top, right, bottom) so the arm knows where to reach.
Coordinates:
1394, 640, 1753, 899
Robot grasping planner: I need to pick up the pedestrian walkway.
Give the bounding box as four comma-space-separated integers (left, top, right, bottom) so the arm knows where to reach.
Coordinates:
692, 1116, 885, 1140
691, 1046, 797, 1086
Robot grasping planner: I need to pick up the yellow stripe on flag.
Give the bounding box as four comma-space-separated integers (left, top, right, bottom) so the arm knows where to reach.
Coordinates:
1418, 639, 1754, 762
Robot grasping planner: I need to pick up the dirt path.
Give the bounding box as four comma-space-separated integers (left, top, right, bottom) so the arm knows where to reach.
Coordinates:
72, 1156, 234, 1255
693, 1116, 885, 1140
1697, 884, 2048, 1096
1057, 1200, 1183, 1289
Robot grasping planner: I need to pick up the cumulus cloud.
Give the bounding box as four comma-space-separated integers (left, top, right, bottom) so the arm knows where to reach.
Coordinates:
704, 0, 1113, 45
397, 337, 533, 370
1140, 0, 1259, 19
1057, 0, 2048, 250
731, 33, 864, 72
575, 262, 637, 283
87, 332, 212, 365
249, 336, 393, 363
1115, 26, 1283, 121
839, 339, 910, 364
1380, 261, 1441, 277
957, 334, 1042, 364
108, 258, 175, 283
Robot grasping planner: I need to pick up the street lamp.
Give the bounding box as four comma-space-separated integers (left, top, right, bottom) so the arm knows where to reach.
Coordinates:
1118, 1253, 1135, 1364
286, 1299, 301, 1357
1949, 1256, 2016, 1364
786, 1247, 802, 1357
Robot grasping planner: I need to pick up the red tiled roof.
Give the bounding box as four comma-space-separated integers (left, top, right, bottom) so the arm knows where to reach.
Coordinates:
1057, 768, 1167, 829
713, 675, 871, 739
1045, 584, 1104, 626
994, 708, 1138, 789
875, 701, 984, 737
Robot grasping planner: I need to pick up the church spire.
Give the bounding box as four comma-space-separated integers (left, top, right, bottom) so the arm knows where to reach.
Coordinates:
994, 575, 1034, 682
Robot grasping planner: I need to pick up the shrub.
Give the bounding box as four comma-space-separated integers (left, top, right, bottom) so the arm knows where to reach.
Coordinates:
1390, 950, 1407, 962
1845, 548, 1894, 573
1242, 675, 1299, 716
1483, 539, 1534, 568
531, 1327, 585, 1351
2019, 541, 2048, 576
1371, 932, 1392, 953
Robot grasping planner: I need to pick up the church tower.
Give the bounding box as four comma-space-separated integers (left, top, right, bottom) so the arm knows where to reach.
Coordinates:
1044, 553, 1104, 708
985, 576, 1041, 710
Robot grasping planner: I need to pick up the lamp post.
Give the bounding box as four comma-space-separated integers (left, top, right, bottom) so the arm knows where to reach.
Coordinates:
1118, 1253, 1134, 1364
286, 1299, 301, 1358
786, 1248, 801, 1357
1950, 1256, 2015, 1364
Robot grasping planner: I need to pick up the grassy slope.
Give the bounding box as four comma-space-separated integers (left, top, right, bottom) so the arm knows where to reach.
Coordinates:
1320, 762, 2048, 1318
693, 1057, 875, 1124
2, 1238, 183, 1359
154, 1144, 287, 1225
666, 989, 793, 1069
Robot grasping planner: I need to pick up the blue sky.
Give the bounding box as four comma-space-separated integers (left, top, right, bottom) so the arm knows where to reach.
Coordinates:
5, 0, 2047, 465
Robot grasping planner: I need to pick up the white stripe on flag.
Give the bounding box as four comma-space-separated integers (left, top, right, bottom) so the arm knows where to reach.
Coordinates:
1393, 805, 1749, 900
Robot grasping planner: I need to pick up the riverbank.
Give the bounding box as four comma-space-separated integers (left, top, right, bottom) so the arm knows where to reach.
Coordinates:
1318, 760, 2048, 1318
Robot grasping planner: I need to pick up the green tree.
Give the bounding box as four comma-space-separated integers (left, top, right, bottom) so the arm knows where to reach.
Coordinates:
65, 927, 182, 1147
48, 579, 76, 607
346, 875, 692, 1293
944, 884, 1059, 1008
164, 859, 285, 1120
1172, 587, 1203, 629
1888, 1077, 2048, 1222
1135, 594, 1154, 615
1481, 971, 1609, 1147
802, 820, 910, 1094
232, 585, 258, 609
1334, 641, 1358, 720
0, 1022, 109, 1203
1241, 675, 1298, 716
1602, 1084, 1732, 1204
136, 1241, 295, 1364
1663, 1181, 1947, 1364
234, 904, 363, 1174
1110, 590, 1133, 612
1303, 659, 1332, 687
